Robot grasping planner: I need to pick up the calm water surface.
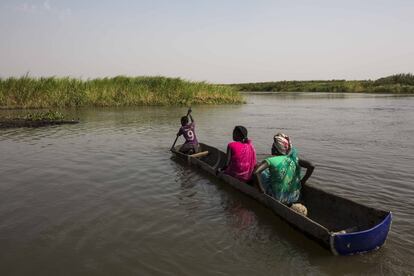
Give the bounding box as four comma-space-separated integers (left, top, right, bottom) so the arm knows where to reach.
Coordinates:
0, 93, 413, 275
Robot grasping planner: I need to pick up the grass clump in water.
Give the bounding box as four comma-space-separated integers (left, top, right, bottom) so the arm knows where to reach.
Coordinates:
0, 110, 65, 122
0, 76, 243, 109
22, 110, 65, 121
0, 109, 77, 129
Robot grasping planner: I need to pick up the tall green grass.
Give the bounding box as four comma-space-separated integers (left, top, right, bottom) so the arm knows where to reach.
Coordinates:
231, 74, 414, 93
0, 76, 243, 108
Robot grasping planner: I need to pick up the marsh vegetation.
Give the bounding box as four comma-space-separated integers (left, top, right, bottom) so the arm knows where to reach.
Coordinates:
0, 76, 243, 109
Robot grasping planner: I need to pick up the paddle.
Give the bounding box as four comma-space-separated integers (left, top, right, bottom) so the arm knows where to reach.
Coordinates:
170, 135, 179, 151
170, 107, 192, 151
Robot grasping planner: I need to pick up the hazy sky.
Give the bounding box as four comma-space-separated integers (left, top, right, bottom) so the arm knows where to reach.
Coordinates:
0, 0, 413, 83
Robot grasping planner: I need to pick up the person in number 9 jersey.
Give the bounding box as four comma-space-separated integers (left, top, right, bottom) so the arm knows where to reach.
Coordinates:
177, 108, 199, 154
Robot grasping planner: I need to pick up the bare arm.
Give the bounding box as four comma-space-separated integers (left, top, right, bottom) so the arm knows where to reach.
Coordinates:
254, 160, 269, 175
225, 146, 231, 167
216, 146, 231, 174
188, 113, 194, 123
299, 159, 315, 185
187, 107, 194, 123
253, 160, 269, 193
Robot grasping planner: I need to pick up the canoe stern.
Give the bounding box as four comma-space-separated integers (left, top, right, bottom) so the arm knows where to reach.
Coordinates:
330, 212, 392, 255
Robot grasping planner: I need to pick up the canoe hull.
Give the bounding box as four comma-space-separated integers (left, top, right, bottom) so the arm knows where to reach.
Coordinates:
171, 143, 391, 255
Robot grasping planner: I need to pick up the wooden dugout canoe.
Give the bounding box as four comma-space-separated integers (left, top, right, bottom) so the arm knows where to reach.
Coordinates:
171, 143, 392, 256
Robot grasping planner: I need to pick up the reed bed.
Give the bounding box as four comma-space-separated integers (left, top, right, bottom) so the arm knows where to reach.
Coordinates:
0, 76, 243, 108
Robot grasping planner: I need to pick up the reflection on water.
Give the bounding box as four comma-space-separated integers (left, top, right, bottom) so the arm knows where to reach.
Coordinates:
0, 93, 413, 275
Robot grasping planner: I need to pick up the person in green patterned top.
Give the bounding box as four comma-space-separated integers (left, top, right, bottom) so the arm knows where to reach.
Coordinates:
254, 133, 314, 205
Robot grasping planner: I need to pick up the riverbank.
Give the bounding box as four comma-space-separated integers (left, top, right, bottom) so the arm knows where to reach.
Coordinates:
0, 76, 243, 109
230, 74, 414, 93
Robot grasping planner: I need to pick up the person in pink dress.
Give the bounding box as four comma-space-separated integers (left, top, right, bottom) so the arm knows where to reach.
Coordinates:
218, 126, 257, 183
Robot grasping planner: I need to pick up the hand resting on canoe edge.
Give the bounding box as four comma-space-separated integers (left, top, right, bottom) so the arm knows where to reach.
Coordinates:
254, 158, 315, 187
252, 133, 315, 206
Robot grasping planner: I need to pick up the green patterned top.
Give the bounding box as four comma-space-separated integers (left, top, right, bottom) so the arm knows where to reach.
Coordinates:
261, 147, 301, 204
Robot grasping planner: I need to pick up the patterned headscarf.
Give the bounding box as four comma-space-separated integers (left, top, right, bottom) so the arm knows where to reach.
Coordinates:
273, 133, 292, 155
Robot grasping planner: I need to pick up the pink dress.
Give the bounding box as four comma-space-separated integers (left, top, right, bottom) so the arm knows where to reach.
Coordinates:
225, 139, 257, 182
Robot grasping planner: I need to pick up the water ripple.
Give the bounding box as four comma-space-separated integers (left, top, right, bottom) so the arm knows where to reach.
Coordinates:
1, 95, 414, 275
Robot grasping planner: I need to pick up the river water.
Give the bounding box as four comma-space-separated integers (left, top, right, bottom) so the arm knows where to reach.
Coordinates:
0, 93, 413, 275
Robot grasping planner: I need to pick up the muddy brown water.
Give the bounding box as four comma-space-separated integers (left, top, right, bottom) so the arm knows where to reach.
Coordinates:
0, 93, 413, 275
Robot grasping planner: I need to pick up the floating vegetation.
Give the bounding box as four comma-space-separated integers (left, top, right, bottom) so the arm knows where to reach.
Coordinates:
22, 110, 65, 121
0, 110, 77, 129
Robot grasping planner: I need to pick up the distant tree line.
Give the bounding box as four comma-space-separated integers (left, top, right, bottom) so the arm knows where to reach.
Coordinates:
374, 73, 414, 85
230, 74, 414, 93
